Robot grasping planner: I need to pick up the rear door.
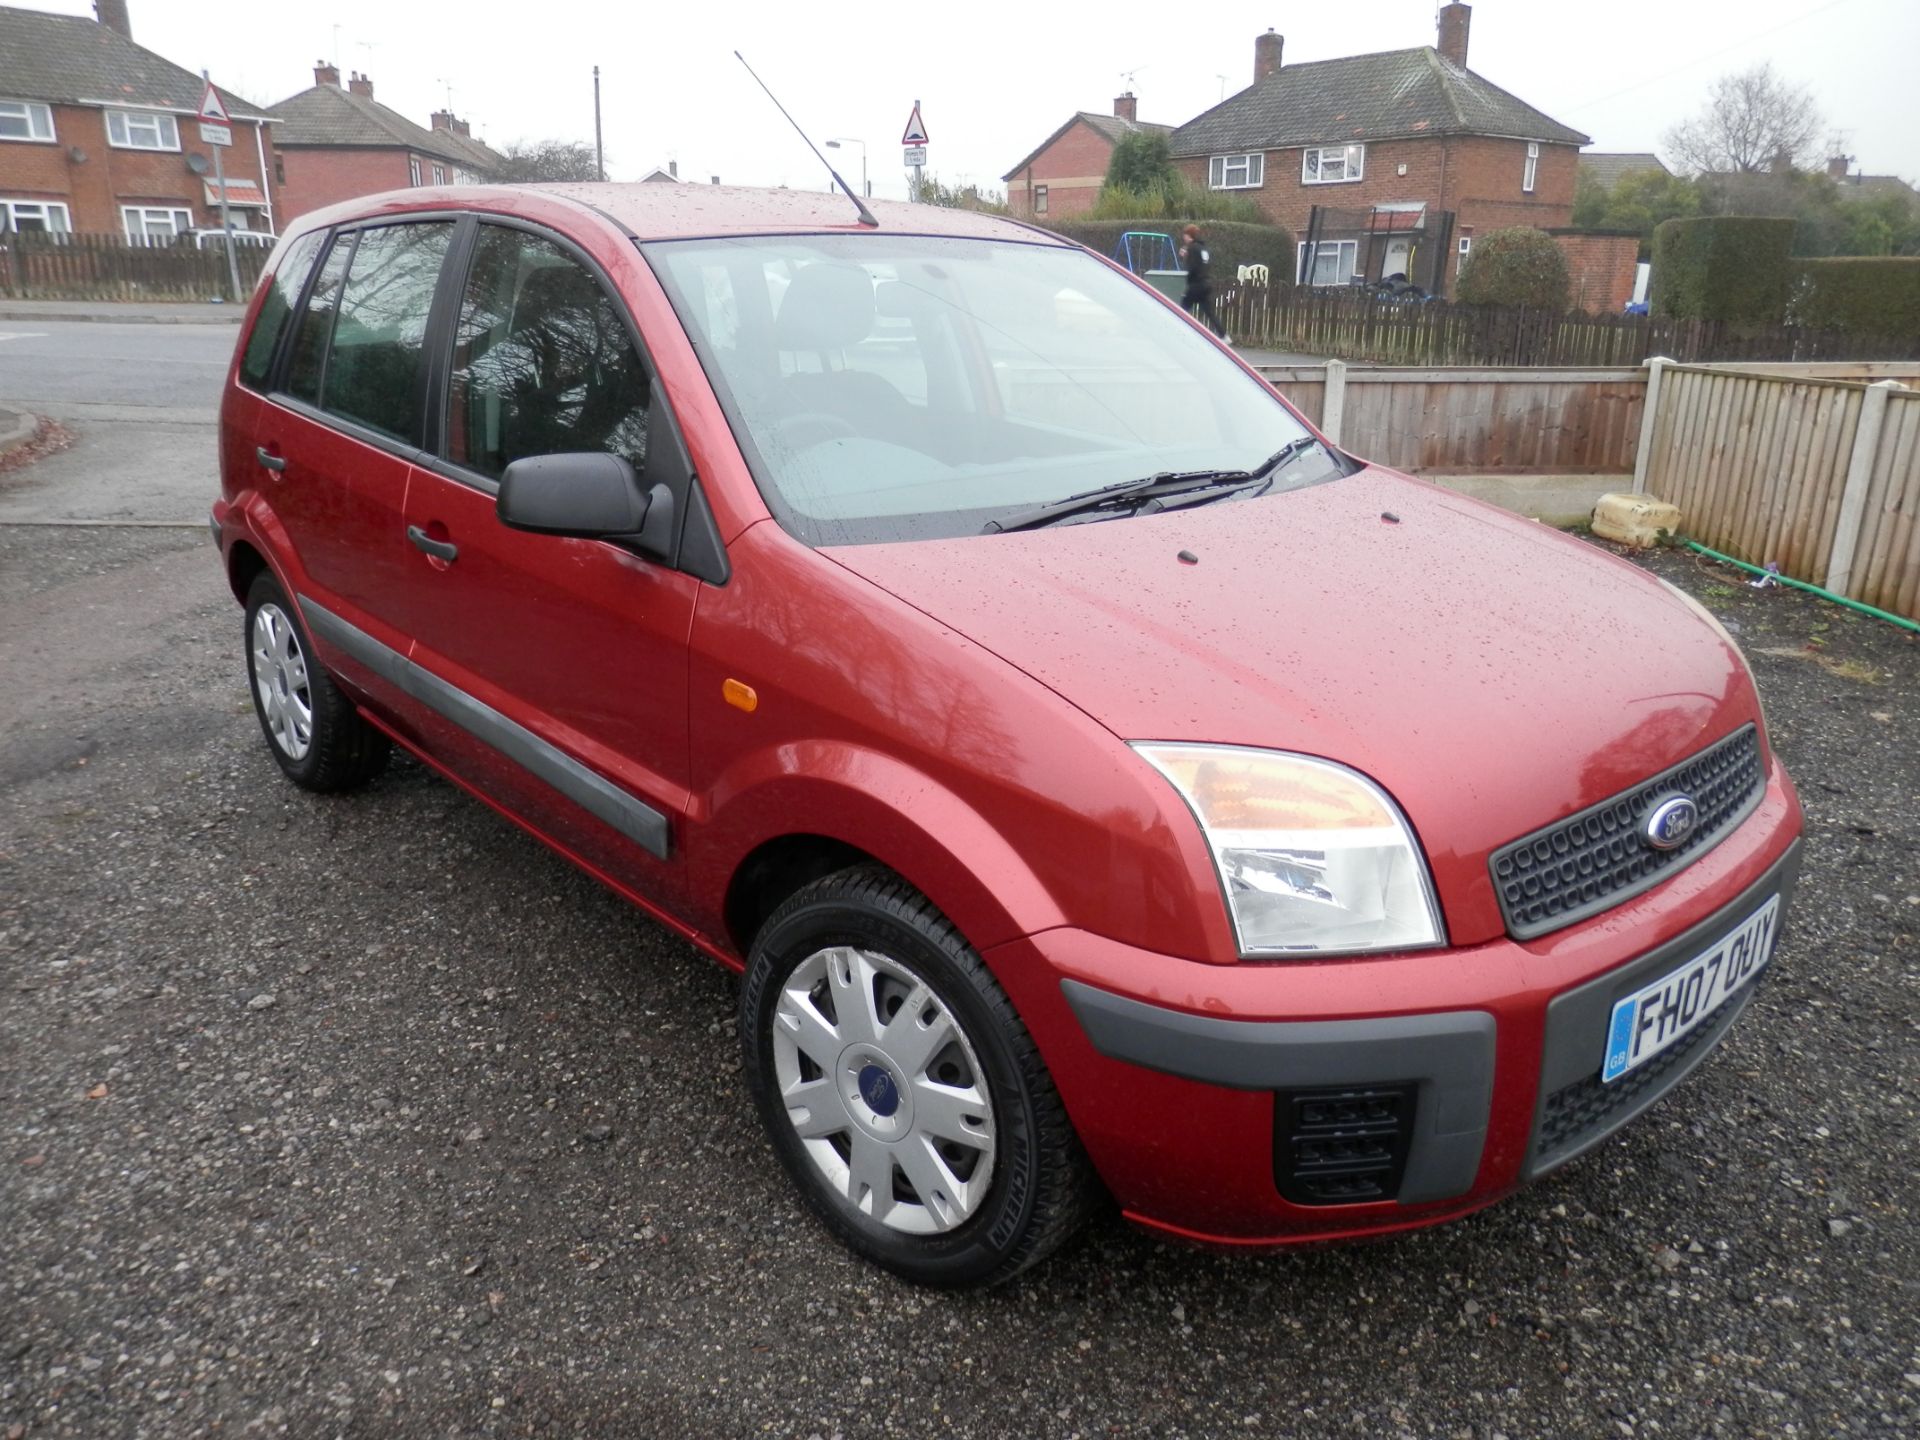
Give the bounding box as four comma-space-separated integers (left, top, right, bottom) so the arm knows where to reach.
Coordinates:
249, 219, 456, 717
391, 220, 700, 904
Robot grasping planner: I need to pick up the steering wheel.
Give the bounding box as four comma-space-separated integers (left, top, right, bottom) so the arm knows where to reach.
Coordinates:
775, 410, 859, 451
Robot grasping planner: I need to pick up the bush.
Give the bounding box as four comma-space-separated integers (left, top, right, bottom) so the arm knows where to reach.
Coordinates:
1650, 216, 1795, 326
1792, 256, 1920, 338
1104, 131, 1176, 193
1039, 218, 1296, 284
1454, 227, 1571, 309
1085, 174, 1266, 224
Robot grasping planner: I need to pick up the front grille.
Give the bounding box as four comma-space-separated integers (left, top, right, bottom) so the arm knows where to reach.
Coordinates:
1490, 725, 1763, 940
1533, 981, 1753, 1170
1273, 1084, 1417, 1205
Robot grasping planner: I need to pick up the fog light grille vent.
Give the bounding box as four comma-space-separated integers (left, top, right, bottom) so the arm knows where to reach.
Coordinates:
1274, 1083, 1416, 1205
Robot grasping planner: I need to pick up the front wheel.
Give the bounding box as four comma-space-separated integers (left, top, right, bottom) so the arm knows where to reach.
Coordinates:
740, 865, 1097, 1287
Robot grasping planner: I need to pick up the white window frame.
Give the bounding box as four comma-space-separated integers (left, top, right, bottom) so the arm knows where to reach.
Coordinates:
1302, 144, 1365, 185
1033, 183, 1048, 215
1523, 142, 1539, 194
1295, 239, 1359, 285
121, 205, 194, 244
1, 198, 71, 233
0, 99, 56, 143
1208, 152, 1265, 190
410, 157, 423, 186
1458, 235, 1472, 258
106, 109, 180, 152
431, 163, 446, 186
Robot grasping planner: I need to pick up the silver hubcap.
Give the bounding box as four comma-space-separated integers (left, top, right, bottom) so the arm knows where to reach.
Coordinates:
771, 946, 997, 1234
251, 603, 313, 762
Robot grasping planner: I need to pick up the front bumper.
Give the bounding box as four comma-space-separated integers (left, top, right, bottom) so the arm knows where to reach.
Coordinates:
985, 764, 1802, 1246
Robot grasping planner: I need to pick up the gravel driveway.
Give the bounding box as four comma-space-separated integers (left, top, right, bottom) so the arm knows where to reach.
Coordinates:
1, 524, 1914, 1439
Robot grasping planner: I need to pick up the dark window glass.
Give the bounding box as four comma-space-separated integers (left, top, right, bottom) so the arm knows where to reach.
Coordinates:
239, 231, 323, 392
446, 225, 649, 480
319, 221, 455, 441
284, 233, 352, 405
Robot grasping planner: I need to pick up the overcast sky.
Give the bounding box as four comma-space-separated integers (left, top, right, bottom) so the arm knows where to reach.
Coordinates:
40, 0, 1917, 198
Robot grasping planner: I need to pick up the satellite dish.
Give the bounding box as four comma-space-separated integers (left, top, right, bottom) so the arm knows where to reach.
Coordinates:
67, 145, 87, 164
186, 152, 210, 175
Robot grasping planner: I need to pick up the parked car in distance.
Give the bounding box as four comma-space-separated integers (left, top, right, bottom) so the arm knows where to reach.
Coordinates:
212, 183, 1804, 1287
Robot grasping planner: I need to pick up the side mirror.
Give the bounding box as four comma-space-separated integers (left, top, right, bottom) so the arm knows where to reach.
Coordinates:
496, 452, 675, 557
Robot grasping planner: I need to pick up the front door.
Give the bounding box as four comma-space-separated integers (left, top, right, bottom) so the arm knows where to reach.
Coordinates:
394, 221, 698, 906
1382, 237, 1414, 283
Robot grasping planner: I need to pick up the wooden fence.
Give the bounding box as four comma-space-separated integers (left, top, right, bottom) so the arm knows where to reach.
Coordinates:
1218, 285, 1920, 368
1637, 363, 1919, 619
0, 232, 267, 302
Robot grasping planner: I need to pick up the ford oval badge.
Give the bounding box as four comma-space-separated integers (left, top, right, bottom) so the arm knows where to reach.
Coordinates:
1643, 794, 1700, 851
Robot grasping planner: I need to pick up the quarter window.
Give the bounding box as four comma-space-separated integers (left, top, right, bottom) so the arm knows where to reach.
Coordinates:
106, 109, 180, 151
1208, 153, 1264, 189
1302, 144, 1364, 184
445, 225, 650, 480
121, 206, 192, 244
239, 231, 325, 393
1523, 142, 1539, 194
315, 222, 455, 441
0, 199, 70, 232
0, 100, 55, 142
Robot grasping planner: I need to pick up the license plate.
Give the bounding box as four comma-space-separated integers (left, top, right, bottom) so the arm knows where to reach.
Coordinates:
1601, 896, 1781, 1084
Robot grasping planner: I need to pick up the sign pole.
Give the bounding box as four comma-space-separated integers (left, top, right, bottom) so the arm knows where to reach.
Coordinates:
202, 71, 242, 302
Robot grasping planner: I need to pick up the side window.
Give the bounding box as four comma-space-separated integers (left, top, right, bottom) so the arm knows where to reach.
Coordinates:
284, 233, 352, 405
239, 231, 324, 392
319, 221, 455, 441
445, 225, 649, 481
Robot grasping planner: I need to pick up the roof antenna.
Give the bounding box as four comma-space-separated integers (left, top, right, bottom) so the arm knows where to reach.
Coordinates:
734, 51, 878, 227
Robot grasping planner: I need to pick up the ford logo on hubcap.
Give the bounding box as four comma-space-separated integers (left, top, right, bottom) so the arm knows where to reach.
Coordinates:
857, 1063, 899, 1117
1643, 794, 1700, 851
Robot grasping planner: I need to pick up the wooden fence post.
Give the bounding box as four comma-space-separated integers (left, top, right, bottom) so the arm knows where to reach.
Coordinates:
1823, 379, 1907, 598
1320, 359, 1347, 444
1631, 355, 1673, 494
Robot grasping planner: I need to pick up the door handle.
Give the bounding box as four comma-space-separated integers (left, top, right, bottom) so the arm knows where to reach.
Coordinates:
407, 524, 459, 563
256, 445, 286, 472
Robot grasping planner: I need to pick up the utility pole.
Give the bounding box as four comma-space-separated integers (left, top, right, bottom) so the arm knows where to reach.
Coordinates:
593, 66, 604, 182
202, 69, 241, 303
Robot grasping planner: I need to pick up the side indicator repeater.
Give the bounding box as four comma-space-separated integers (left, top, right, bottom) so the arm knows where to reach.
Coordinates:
723, 678, 759, 713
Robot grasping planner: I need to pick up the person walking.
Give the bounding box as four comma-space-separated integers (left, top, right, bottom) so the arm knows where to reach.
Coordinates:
1178, 223, 1228, 343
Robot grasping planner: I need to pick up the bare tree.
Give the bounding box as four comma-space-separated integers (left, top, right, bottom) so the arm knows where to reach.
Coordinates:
1663, 63, 1822, 175
493, 139, 603, 183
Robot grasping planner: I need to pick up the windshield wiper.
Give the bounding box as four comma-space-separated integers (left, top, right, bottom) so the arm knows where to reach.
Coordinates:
979, 437, 1328, 535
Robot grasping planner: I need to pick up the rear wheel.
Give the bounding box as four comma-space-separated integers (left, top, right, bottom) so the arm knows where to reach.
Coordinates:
243, 572, 388, 792
740, 865, 1097, 1287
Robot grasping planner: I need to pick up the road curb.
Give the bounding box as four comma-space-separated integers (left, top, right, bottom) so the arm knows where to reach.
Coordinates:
0, 306, 241, 325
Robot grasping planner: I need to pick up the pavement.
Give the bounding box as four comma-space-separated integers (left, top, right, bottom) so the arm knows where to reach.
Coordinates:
0, 299, 243, 325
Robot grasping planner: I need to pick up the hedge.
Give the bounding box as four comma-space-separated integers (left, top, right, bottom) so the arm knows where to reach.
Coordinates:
1038, 219, 1296, 285
1650, 216, 1796, 327
1455, 226, 1571, 310
1793, 257, 1920, 340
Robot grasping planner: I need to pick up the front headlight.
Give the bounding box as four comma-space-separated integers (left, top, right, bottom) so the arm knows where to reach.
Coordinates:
1134, 744, 1445, 957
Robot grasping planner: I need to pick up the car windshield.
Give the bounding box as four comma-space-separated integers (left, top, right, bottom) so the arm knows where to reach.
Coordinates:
643, 233, 1334, 545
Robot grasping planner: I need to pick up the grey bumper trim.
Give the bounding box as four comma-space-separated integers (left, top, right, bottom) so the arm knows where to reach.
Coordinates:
1061, 980, 1494, 1205
299, 595, 671, 860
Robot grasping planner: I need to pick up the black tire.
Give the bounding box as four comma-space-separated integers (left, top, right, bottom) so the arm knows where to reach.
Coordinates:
243, 572, 389, 792
740, 864, 1098, 1287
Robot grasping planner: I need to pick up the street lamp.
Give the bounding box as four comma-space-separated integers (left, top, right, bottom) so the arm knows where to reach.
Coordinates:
825, 138, 868, 198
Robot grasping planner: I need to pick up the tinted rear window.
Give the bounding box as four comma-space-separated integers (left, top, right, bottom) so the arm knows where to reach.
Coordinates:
319, 221, 455, 442
238, 231, 322, 392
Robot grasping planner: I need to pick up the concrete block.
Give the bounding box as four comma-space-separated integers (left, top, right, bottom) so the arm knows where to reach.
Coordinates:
1591, 491, 1682, 548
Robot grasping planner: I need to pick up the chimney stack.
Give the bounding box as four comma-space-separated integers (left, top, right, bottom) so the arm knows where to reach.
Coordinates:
1254, 29, 1283, 82
454, 118, 470, 138
93, 0, 131, 39
1113, 92, 1138, 123
430, 110, 453, 132
669, 159, 678, 178
348, 72, 373, 98
1437, 3, 1471, 67
1825, 154, 1850, 179
314, 60, 340, 87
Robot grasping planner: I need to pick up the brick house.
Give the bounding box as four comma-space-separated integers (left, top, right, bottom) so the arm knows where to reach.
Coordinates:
1578, 152, 1673, 190
1168, 4, 1590, 295
0, 0, 277, 240
1001, 97, 1172, 222
269, 64, 503, 225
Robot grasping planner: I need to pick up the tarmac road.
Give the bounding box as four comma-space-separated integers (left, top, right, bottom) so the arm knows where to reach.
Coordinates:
0, 324, 1916, 1438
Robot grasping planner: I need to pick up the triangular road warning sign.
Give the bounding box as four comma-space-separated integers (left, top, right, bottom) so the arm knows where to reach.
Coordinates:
900, 102, 928, 146
198, 81, 230, 124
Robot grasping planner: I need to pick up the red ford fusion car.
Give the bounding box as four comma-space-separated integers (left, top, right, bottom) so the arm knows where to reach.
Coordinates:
212, 183, 1802, 1286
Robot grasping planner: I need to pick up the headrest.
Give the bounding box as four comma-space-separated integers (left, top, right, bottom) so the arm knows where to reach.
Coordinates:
774, 263, 874, 351
514, 262, 602, 326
